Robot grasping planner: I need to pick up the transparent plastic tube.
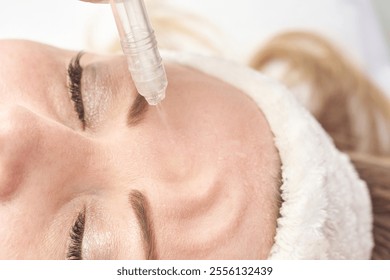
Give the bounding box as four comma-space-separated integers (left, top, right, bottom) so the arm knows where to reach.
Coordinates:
110, 0, 167, 105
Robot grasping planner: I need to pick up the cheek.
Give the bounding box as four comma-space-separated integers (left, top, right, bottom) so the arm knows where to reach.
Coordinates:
0, 106, 109, 259
0, 192, 76, 259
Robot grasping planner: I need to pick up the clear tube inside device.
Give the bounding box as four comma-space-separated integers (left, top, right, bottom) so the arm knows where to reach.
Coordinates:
110, 0, 168, 105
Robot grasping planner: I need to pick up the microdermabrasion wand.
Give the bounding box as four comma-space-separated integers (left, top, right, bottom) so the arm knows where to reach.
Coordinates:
110, 0, 168, 105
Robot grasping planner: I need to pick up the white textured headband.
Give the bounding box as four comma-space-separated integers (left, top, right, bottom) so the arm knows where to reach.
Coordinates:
164, 52, 374, 259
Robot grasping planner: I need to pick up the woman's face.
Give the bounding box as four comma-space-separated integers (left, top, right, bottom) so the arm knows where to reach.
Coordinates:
0, 40, 280, 259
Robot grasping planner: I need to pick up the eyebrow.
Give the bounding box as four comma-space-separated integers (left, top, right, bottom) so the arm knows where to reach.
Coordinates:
129, 190, 157, 260
128, 94, 149, 126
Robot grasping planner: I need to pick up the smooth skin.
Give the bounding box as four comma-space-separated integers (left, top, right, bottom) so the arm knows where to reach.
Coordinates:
0, 40, 280, 259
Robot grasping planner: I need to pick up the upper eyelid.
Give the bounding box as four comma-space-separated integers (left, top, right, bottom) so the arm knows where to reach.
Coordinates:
67, 52, 149, 130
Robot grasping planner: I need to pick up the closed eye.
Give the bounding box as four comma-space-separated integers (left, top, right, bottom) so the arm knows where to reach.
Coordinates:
67, 52, 86, 129
67, 51, 150, 129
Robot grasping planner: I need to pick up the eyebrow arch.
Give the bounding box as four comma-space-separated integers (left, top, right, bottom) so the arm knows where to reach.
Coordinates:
129, 190, 157, 260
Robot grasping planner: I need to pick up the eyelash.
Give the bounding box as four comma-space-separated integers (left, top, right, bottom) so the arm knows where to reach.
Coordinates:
66, 209, 86, 260
68, 52, 86, 129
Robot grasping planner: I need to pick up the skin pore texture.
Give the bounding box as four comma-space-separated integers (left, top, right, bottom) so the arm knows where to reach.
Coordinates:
0, 40, 280, 259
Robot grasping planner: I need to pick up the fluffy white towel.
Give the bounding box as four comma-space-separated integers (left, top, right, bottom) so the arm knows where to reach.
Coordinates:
164, 52, 374, 259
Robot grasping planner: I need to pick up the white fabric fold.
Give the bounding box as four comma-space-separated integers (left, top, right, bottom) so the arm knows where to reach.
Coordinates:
164, 52, 374, 259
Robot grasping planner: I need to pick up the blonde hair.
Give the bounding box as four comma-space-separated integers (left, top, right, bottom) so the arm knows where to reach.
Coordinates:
250, 31, 390, 157
350, 153, 390, 259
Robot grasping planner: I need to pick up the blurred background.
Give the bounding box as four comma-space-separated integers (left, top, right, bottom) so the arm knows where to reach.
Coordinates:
373, 0, 390, 47
0, 0, 389, 95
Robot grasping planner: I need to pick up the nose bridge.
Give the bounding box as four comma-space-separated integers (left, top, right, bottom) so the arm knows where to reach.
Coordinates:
0, 106, 34, 198
0, 105, 100, 201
